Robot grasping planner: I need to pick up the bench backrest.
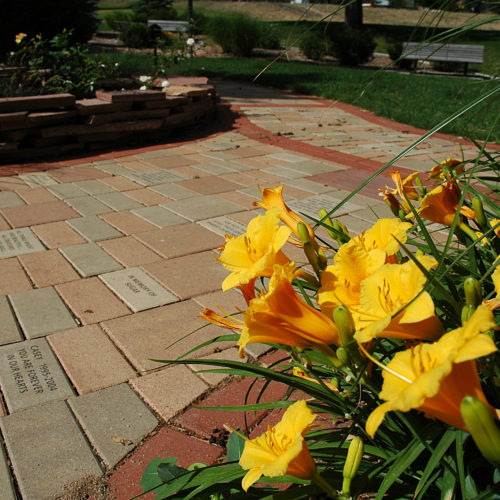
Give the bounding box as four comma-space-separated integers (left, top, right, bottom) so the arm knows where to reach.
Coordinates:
402, 42, 484, 63
147, 20, 189, 33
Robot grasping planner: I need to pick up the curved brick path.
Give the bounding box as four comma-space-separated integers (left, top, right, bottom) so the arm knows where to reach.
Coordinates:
0, 81, 492, 499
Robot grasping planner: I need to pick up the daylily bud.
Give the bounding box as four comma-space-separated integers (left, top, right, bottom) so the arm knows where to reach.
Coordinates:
414, 175, 426, 198
460, 395, 500, 465
461, 303, 476, 325
318, 209, 336, 240
342, 436, 364, 495
471, 197, 490, 233
336, 347, 348, 366
303, 241, 322, 278
334, 306, 355, 347
333, 220, 351, 244
464, 277, 482, 307
317, 248, 328, 270
297, 222, 311, 245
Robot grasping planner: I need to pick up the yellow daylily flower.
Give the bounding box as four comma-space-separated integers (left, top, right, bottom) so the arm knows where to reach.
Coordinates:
366, 305, 497, 437
484, 263, 500, 310
15, 32, 27, 44
354, 256, 442, 343
218, 208, 292, 291
318, 218, 412, 316
254, 185, 317, 247
239, 263, 339, 358
239, 400, 318, 491
418, 179, 476, 226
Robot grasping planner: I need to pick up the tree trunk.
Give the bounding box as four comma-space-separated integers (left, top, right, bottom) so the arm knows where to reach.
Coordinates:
345, 0, 363, 29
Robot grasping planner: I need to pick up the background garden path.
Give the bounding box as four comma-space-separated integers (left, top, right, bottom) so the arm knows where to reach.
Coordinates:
0, 80, 487, 499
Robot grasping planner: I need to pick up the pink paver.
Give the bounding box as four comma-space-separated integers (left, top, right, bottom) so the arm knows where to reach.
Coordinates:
99, 210, 157, 235
130, 364, 209, 421
142, 250, 227, 300
99, 176, 142, 191
134, 223, 223, 259
56, 277, 131, 325
31, 221, 86, 248
15, 187, 58, 204
98, 236, 163, 267
18, 249, 80, 287
100, 300, 233, 372
0, 200, 80, 228
0, 258, 32, 294
47, 324, 137, 394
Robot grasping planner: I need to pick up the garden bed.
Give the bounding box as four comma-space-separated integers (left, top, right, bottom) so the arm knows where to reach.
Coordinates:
0, 77, 218, 162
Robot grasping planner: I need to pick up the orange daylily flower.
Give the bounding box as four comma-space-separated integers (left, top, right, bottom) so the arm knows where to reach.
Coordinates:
200, 308, 243, 331
391, 170, 421, 201
239, 263, 339, 358
418, 179, 476, 226
366, 305, 497, 437
429, 158, 465, 180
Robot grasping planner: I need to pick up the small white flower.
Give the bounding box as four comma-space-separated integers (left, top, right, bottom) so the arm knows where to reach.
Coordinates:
161, 80, 170, 88
114, 62, 119, 67
139, 85, 147, 91
186, 37, 195, 47
138, 75, 151, 83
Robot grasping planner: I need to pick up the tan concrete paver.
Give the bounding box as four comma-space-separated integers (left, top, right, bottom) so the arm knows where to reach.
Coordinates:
123, 188, 171, 206
0, 295, 23, 345
161, 195, 242, 222
48, 183, 88, 199
31, 221, 86, 249
0, 191, 26, 209
101, 300, 232, 372
99, 210, 157, 235
130, 365, 208, 421
60, 242, 124, 277
19, 249, 80, 287
214, 191, 257, 210
135, 223, 223, 259
149, 183, 197, 200
175, 176, 241, 195
132, 205, 188, 228
56, 277, 131, 325
73, 179, 115, 195
0, 177, 29, 191
98, 236, 162, 267
67, 215, 123, 242
15, 187, 58, 204
47, 324, 136, 394
0, 200, 80, 228
0, 258, 32, 294
142, 250, 227, 300
95, 191, 144, 211
64, 195, 114, 216
9, 287, 77, 338
67, 384, 157, 467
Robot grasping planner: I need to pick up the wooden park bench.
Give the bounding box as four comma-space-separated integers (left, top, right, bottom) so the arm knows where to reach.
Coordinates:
147, 20, 190, 33
401, 42, 484, 75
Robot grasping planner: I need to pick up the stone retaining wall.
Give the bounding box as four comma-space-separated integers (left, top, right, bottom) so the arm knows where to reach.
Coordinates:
0, 77, 218, 162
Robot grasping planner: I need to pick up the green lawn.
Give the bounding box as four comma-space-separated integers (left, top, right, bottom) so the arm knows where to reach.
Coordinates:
100, 53, 499, 143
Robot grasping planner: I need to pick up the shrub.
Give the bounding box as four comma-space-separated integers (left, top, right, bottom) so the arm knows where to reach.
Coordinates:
0, 0, 98, 59
299, 32, 327, 61
387, 41, 414, 69
205, 13, 261, 57
325, 24, 376, 66
119, 22, 152, 48
103, 11, 135, 31
133, 0, 176, 21
175, 8, 208, 35
3, 30, 120, 98
258, 25, 281, 50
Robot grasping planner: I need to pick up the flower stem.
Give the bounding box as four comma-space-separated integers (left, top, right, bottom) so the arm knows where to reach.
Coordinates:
312, 471, 338, 499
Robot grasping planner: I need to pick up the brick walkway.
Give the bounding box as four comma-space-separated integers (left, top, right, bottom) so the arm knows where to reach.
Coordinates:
0, 81, 487, 499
